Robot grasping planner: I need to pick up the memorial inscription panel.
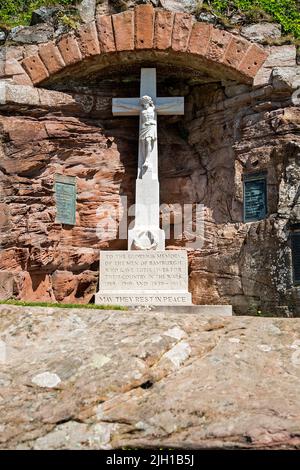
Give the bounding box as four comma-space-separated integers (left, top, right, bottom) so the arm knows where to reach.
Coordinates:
55, 175, 76, 225
244, 174, 267, 222
96, 251, 192, 306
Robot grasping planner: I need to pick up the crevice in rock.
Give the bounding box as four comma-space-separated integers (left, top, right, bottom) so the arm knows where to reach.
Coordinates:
140, 380, 153, 390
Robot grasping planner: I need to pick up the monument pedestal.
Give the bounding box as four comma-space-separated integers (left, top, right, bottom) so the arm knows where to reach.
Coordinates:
95, 250, 192, 307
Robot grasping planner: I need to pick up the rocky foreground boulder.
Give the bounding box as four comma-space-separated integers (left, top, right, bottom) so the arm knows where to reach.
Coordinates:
1, 304, 300, 449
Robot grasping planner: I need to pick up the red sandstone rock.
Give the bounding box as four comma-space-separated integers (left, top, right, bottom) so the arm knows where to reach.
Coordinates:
0, 117, 48, 143
0, 248, 29, 272
76, 21, 101, 57
135, 4, 154, 50
154, 9, 174, 50
1, 58, 32, 85
112, 10, 134, 51
1, 85, 297, 314
1, 306, 300, 449
38, 42, 65, 75
16, 272, 54, 302
0, 272, 14, 300
96, 15, 116, 52
172, 13, 193, 52
238, 44, 269, 78
21, 54, 49, 84
223, 36, 250, 69
52, 270, 78, 302
187, 22, 211, 56
57, 34, 82, 66
2, 9, 294, 314
17, 15, 267, 85
206, 28, 232, 62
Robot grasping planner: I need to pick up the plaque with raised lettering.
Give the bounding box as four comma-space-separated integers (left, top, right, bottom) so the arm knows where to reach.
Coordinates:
244, 175, 267, 222
292, 230, 300, 284
55, 175, 76, 225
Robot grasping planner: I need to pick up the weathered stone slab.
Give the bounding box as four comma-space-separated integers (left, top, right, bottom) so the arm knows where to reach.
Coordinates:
112, 11, 134, 51
96, 15, 115, 52
96, 250, 192, 306
172, 12, 193, 52
135, 4, 154, 50
57, 33, 82, 66
154, 9, 174, 50
21, 53, 49, 84
38, 41, 65, 74
76, 21, 100, 57
1, 305, 300, 449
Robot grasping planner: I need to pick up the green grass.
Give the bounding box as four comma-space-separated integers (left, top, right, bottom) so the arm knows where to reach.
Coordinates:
198, 0, 300, 39
0, 299, 127, 310
1, 0, 300, 40
0, 0, 77, 28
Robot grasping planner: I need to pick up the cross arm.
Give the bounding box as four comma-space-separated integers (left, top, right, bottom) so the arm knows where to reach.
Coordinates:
156, 97, 184, 115
112, 98, 140, 116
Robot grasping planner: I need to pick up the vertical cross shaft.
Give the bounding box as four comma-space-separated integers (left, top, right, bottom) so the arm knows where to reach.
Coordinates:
112, 68, 184, 250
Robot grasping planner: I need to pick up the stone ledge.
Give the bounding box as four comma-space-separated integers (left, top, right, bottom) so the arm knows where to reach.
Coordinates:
149, 305, 233, 315
0, 82, 84, 113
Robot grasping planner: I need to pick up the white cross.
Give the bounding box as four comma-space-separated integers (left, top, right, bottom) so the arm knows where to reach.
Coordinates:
112, 68, 184, 250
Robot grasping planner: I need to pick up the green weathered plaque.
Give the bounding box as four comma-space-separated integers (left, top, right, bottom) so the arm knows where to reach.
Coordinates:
55, 175, 76, 225
291, 230, 300, 284
244, 174, 267, 222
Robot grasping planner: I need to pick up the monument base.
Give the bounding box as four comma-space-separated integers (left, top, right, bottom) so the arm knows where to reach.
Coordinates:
149, 305, 232, 315
96, 250, 192, 307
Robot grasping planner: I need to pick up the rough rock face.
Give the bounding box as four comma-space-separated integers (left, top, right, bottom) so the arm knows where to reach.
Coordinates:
1, 305, 300, 449
7, 24, 55, 45
240, 23, 282, 44
0, 4, 300, 315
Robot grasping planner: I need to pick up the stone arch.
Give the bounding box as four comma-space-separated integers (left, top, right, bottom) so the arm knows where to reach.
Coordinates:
20, 4, 268, 87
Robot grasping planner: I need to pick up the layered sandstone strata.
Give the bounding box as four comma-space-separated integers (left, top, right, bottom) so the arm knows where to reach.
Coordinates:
0, 5, 300, 315
1, 305, 300, 449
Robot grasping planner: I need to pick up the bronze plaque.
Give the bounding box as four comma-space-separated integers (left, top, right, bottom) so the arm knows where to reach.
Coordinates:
55, 175, 76, 225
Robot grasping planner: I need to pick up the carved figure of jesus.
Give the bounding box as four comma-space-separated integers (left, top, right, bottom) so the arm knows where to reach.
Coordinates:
139, 95, 157, 170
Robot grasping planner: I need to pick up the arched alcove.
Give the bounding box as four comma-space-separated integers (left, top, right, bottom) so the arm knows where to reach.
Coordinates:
20, 5, 268, 88
5, 4, 293, 314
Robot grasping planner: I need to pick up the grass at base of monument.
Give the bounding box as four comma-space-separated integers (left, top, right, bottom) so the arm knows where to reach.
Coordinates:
0, 299, 127, 310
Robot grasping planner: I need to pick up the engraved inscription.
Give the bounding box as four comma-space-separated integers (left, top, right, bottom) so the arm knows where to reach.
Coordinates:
100, 251, 188, 291
97, 295, 191, 306
244, 177, 267, 222
55, 175, 76, 226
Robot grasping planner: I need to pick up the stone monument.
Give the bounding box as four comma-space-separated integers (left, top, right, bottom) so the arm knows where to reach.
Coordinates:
95, 68, 192, 306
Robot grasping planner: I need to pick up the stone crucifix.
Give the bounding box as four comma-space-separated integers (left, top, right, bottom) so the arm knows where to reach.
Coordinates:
112, 68, 184, 251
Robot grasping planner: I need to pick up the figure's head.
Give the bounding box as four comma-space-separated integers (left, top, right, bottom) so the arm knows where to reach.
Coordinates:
140, 95, 154, 109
